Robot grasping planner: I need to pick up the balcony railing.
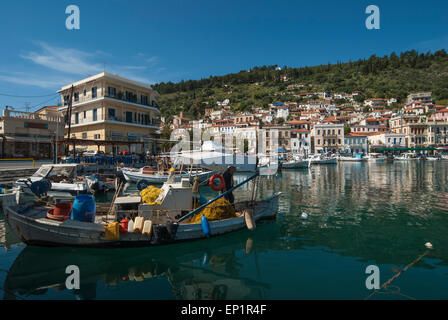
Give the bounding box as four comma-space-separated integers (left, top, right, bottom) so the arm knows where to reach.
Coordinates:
104, 94, 159, 109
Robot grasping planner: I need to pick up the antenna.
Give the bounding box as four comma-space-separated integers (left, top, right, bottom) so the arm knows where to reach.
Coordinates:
24, 102, 31, 113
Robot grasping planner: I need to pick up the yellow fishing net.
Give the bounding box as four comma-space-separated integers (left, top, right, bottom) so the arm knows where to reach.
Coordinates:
140, 185, 163, 205
190, 197, 237, 224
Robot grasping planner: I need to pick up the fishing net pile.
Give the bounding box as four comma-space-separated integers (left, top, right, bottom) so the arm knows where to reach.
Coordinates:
140, 186, 163, 205
190, 197, 237, 223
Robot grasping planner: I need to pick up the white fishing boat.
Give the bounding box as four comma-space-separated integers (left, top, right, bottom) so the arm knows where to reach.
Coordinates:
281, 154, 309, 169
364, 153, 387, 163
338, 154, 366, 162
425, 155, 440, 161
4, 174, 281, 248
395, 152, 419, 161
308, 154, 337, 165
13, 164, 110, 195
121, 166, 216, 184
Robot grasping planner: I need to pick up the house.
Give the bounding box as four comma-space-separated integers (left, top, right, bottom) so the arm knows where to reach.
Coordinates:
343, 133, 368, 155
0, 106, 64, 158
407, 92, 432, 104
290, 129, 311, 156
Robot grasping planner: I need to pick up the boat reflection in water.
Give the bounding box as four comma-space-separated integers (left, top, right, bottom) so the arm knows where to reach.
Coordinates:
2, 229, 273, 300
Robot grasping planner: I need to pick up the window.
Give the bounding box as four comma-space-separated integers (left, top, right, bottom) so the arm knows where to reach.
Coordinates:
126, 91, 133, 102
75, 113, 79, 124
126, 111, 133, 123
108, 87, 116, 97
94, 134, 100, 139
83, 111, 86, 119
317, 139, 320, 145
74, 92, 79, 102
92, 87, 97, 99
64, 95, 70, 106
83, 89, 86, 96
93, 109, 97, 121
108, 108, 116, 120
82, 132, 87, 139
141, 95, 148, 105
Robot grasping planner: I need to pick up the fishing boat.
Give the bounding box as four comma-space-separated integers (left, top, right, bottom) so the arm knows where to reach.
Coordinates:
13, 164, 113, 195
395, 152, 419, 161
4, 173, 281, 248
364, 153, 387, 163
281, 154, 309, 169
308, 154, 337, 165
120, 166, 216, 184
338, 154, 366, 162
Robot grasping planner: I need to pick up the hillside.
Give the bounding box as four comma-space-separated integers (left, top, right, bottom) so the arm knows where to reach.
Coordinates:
153, 49, 448, 121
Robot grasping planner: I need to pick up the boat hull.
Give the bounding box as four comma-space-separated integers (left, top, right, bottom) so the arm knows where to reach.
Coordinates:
5, 193, 281, 248
121, 170, 215, 184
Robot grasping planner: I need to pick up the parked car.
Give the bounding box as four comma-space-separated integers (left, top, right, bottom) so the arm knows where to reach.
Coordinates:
82, 150, 105, 157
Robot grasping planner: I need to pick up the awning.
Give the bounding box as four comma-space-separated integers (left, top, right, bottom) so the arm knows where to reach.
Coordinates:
2, 136, 52, 143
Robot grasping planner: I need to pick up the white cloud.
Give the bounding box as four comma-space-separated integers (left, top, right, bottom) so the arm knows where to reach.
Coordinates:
21, 42, 103, 76
0, 72, 75, 89
0, 43, 161, 90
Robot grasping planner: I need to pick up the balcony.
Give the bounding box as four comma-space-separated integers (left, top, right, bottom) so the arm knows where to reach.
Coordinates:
104, 94, 159, 110
61, 95, 160, 113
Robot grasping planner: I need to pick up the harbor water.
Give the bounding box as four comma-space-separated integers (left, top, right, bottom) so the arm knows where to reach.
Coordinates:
1, 161, 448, 300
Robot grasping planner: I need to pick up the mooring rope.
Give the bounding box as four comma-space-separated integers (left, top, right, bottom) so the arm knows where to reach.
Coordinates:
365, 249, 431, 300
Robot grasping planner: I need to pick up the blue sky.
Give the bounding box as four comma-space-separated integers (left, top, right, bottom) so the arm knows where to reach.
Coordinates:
0, 0, 447, 111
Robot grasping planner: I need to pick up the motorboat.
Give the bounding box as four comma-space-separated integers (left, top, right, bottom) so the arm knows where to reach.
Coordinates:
308, 154, 337, 165
337, 154, 366, 162
120, 166, 216, 184
395, 152, 419, 161
14, 164, 112, 195
364, 153, 387, 163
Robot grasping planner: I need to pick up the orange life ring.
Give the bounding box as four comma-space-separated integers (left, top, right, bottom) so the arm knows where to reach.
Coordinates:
209, 174, 225, 191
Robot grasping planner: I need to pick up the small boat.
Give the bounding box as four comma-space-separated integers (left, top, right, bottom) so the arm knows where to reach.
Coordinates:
281, 154, 309, 169
14, 164, 117, 195
281, 160, 309, 169
424, 155, 440, 161
364, 153, 386, 163
4, 173, 281, 248
338, 154, 366, 162
120, 166, 216, 184
395, 152, 419, 161
308, 154, 337, 165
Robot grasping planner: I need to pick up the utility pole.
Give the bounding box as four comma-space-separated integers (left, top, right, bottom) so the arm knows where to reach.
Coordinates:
66, 85, 74, 156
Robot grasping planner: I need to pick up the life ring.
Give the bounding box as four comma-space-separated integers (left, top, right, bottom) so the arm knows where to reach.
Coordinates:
209, 174, 225, 191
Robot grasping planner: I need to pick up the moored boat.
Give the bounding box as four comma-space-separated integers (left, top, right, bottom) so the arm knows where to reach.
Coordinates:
4, 174, 281, 248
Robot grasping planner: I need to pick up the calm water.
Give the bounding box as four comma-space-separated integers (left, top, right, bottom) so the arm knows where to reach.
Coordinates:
1, 161, 448, 300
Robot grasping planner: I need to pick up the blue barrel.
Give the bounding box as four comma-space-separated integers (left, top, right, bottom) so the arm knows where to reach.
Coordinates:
71, 194, 96, 223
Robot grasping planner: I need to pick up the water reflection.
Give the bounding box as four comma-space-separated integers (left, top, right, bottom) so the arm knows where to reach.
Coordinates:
2, 226, 278, 300
1, 162, 448, 299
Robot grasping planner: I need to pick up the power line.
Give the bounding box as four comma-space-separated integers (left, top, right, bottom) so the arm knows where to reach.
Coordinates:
31, 94, 60, 110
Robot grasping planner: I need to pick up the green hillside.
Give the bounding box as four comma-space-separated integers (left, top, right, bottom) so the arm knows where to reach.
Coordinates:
153, 49, 448, 121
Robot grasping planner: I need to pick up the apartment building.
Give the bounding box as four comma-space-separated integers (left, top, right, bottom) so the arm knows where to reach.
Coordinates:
0, 106, 64, 158
313, 123, 344, 154
389, 114, 428, 147
407, 92, 432, 104
58, 72, 161, 154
